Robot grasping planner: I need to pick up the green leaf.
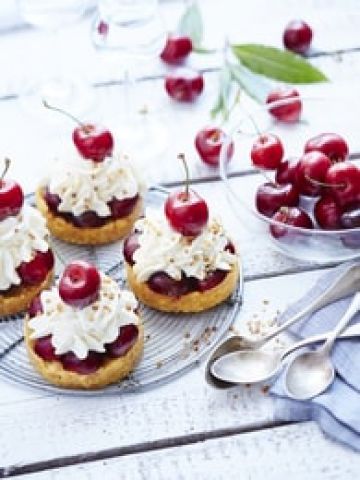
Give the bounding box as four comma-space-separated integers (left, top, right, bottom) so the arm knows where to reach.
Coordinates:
210, 65, 232, 120
178, 2, 203, 48
232, 44, 328, 84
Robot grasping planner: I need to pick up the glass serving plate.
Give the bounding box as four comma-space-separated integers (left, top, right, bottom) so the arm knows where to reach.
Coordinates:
219, 95, 360, 263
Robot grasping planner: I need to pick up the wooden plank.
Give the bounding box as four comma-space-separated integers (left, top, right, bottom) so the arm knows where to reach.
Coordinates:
8, 422, 359, 479
0, 269, 332, 470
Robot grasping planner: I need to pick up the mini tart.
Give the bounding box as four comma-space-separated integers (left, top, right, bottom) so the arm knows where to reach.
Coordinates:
24, 320, 144, 390
36, 188, 143, 245
126, 262, 239, 313
0, 270, 53, 317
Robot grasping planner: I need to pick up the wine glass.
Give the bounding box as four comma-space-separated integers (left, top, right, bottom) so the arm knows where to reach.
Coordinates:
17, 0, 93, 116
91, 0, 169, 164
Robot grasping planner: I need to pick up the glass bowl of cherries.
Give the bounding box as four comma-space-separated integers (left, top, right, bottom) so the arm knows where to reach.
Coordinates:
219, 92, 360, 262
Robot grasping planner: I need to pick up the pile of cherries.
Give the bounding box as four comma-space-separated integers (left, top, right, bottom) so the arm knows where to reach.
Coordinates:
252, 131, 360, 239
124, 154, 235, 297
0, 159, 54, 291
30, 260, 139, 374
43, 102, 138, 228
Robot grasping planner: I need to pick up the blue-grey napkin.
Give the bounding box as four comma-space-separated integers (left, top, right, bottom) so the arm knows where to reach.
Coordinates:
270, 262, 360, 451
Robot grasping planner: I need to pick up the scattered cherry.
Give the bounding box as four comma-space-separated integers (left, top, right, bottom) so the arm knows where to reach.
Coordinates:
165, 68, 204, 102
255, 182, 299, 217
195, 127, 234, 167
106, 324, 139, 358
59, 260, 101, 309
160, 34, 192, 64
61, 351, 103, 374
0, 159, 24, 221
165, 154, 208, 236
325, 162, 360, 208
34, 335, 58, 361
123, 232, 140, 265
18, 249, 54, 285
295, 151, 332, 197
43, 101, 114, 162
266, 88, 302, 123
341, 204, 360, 229
304, 133, 348, 162
276, 157, 299, 185
283, 19, 313, 54
28, 295, 43, 318
270, 206, 313, 238
251, 133, 284, 170
314, 196, 342, 230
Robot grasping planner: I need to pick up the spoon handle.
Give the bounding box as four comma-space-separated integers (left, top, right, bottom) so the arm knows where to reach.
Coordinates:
282, 322, 360, 359
320, 291, 360, 355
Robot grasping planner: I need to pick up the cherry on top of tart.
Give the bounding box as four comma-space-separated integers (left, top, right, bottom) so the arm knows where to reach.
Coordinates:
0, 158, 24, 222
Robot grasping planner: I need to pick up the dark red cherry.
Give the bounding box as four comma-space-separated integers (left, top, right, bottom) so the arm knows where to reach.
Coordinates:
341, 204, 360, 229
34, 335, 58, 361
17, 249, 54, 285
71, 211, 106, 228
324, 162, 360, 208
255, 182, 300, 217
283, 19, 313, 54
59, 260, 101, 309
165, 68, 204, 102
61, 351, 103, 374
266, 88, 302, 123
197, 270, 227, 292
314, 195, 342, 230
304, 133, 348, 162
147, 272, 191, 297
295, 151, 332, 197
106, 324, 139, 358
270, 206, 313, 238
160, 34, 192, 64
251, 134, 284, 170
123, 232, 140, 266
195, 127, 234, 167
276, 158, 299, 185
108, 194, 138, 219
0, 159, 24, 221
28, 295, 43, 318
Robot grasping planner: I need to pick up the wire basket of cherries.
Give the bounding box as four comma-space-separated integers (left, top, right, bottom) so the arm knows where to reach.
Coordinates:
219, 94, 360, 263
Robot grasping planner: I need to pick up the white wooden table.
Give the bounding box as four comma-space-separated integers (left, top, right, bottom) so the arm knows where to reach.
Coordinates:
1, 1, 360, 478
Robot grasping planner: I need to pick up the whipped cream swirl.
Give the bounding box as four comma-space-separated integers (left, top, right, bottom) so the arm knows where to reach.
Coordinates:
0, 205, 50, 291
43, 154, 142, 217
29, 275, 139, 360
132, 209, 237, 282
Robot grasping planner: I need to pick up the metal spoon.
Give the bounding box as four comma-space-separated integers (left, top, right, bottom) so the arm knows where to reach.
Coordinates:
284, 291, 360, 400
209, 322, 360, 386
206, 264, 360, 389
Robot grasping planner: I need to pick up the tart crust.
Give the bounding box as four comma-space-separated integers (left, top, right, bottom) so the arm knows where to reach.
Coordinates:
24, 320, 144, 390
125, 261, 239, 313
36, 188, 143, 245
0, 269, 54, 317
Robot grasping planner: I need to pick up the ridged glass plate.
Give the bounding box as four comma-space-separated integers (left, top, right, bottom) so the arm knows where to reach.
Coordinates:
0, 187, 243, 396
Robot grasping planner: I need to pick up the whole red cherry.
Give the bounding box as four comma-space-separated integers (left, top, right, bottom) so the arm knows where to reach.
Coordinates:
324, 162, 360, 208
266, 88, 302, 123
304, 133, 348, 162
165, 154, 208, 236
0, 159, 24, 221
255, 182, 299, 218
59, 260, 101, 309
276, 157, 299, 185
270, 206, 313, 238
17, 249, 54, 285
165, 68, 204, 102
43, 101, 114, 162
283, 20, 313, 54
314, 195, 342, 230
251, 133, 284, 170
295, 151, 332, 196
195, 127, 234, 167
160, 34, 192, 64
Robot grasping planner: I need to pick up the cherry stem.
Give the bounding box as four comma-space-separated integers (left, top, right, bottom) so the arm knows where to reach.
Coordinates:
178, 153, 190, 198
0, 158, 11, 182
42, 100, 84, 127
304, 173, 345, 189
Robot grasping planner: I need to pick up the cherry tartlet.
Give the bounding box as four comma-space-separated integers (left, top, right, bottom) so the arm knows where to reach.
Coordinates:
25, 262, 144, 390
0, 160, 54, 316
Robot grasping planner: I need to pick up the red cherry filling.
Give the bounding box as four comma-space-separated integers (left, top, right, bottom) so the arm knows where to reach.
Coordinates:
34, 335, 58, 361
197, 270, 227, 292
61, 351, 104, 374
17, 249, 54, 285
44, 189, 138, 227
147, 272, 193, 297
106, 324, 139, 358
123, 232, 140, 265
28, 295, 43, 318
